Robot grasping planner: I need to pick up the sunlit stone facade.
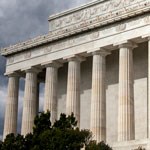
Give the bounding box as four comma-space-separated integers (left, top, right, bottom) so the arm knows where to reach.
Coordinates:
1, 0, 150, 149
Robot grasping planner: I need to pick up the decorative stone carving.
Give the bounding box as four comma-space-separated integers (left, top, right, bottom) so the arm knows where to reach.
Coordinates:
24, 51, 31, 59
73, 11, 84, 21
8, 57, 14, 64
44, 46, 52, 54
144, 16, 150, 24
1, 0, 150, 58
116, 24, 126, 32
4, 14, 150, 65
100, 3, 109, 11
65, 16, 73, 24
112, 0, 122, 7
49, 0, 147, 32
90, 31, 100, 39
1, 0, 149, 57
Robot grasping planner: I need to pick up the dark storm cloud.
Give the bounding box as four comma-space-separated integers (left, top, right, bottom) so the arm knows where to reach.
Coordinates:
0, 0, 90, 83
0, 0, 90, 47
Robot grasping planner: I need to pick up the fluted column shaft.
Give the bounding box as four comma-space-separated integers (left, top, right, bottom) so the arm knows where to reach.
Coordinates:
21, 69, 39, 135
90, 50, 109, 142
44, 62, 61, 124
118, 42, 136, 141
3, 74, 19, 140
148, 38, 150, 138
66, 57, 82, 127
36, 82, 40, 115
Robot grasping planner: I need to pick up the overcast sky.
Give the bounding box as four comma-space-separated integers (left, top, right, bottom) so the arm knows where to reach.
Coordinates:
0, 0, 91, 140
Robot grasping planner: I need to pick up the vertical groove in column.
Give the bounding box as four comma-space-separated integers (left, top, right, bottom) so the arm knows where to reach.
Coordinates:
118, 44, 135, 141
3, 75, 19, 140
66, 59, 80, 127
148, 39, 150, 138
21, 70, 38, 136
90, 52, 107, 142
44, 66, 58, 124
36, 82, 40, 115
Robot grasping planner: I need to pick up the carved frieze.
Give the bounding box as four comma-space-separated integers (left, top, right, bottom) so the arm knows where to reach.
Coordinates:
144, 16, 150, 24
6, 14, 150, 66
44, 46, 52, 54
8, 57, 14, 64
1, 0, 149, 57
24, 51, 31, 59
112, 0, 122, 7
90, 31, 100, 39
49, 0, 147, 31
116, 24, 126, 32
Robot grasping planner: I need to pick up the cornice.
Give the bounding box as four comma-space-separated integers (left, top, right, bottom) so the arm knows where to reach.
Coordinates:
48, 0, 106, 21
1, 0, 150, 56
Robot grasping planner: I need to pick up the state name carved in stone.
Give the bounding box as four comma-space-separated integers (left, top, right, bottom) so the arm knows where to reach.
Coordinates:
1, 0, 150, 56
6, 14, 150, 65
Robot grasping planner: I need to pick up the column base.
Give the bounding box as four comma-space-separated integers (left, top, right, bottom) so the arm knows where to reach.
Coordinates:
112, 139, 150, 150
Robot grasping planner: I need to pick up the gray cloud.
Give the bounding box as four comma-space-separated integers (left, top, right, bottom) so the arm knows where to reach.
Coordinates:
0, 0, 90, 140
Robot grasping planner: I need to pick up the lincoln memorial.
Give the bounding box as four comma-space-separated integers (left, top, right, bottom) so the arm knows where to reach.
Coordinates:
1, 0, 150, 149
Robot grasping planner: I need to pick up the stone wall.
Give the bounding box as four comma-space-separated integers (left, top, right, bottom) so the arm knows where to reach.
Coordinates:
57, 42, 148, 143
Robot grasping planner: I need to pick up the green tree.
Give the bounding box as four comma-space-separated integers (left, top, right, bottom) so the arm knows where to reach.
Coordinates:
30, 112, 91, 150
85, 141, 112, 150
0, 111, 112, 150
1, 133, 25, 150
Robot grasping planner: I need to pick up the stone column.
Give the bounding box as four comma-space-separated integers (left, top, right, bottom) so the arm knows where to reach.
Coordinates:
118, 42, 137, 141
3, 73, 19, 140
43, 61, 61, 124
21, 68, 40, 136
148, 37, 150, 138
66, 56, 84, 127
90, 50, 110, 142
36, 82, 40, 115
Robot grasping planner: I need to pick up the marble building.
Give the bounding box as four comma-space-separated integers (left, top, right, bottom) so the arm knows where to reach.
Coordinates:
1, 0, 150, 149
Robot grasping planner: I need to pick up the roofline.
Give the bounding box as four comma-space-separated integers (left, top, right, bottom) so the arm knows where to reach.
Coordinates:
48, 0, 106, 21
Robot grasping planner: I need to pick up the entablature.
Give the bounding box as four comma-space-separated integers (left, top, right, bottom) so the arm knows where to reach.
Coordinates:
1, 0, 150, 56
4, 13, 150, 74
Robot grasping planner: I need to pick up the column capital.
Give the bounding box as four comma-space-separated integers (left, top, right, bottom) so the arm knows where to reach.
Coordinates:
64, 54, 86, 62
142, 34, 150, 40
93, 49, 111, 57
22, 67, 41, 74
4, 72, 20, 77
114, 41, 137, 49
41, 60, 62, 68
88, 47, 111, 56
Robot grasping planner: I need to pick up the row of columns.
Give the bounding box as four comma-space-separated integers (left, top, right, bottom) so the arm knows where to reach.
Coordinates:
3, 40, 149, 142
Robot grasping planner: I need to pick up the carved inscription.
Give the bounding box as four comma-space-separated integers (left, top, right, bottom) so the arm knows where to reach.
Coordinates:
1, 0, 150, 56
7, 14, 150, 65
24, 51, 31, 59
144, 16, 150, 24
90, 31, 100, 39
49, 0, 146, 31
8, 57, 14, 64
44, 46, 52, 54
116, 24, 126, 32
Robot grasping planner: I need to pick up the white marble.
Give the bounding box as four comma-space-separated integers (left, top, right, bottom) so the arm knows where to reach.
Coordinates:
3, 74, 19, 140
21, 68, 39, 135
43, 61, 62, 124
1, 0, 150, 149
118, 42, 137, 141
90, 50, 110, 142
66, 56, 84, 127
148, 37, 150, 138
